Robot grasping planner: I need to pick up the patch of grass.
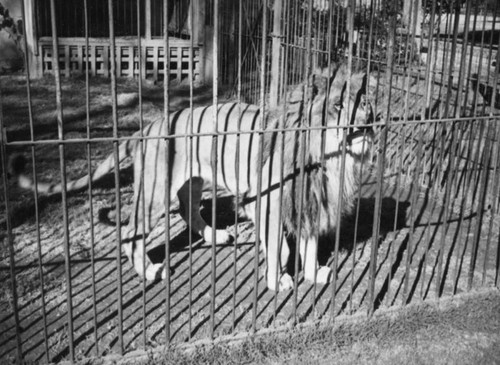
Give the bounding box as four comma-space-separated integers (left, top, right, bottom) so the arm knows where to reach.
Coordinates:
73, 289, 500, 365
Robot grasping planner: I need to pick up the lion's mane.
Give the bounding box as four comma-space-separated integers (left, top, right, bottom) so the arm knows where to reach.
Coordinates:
262, 68, 367, 241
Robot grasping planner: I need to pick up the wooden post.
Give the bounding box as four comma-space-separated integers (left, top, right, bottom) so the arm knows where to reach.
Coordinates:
202, 0, 214, 84
103, 46, 109, 77
91, 45, 96, 76
23, 0, 41, 77
196, 0, 206, 83
145, 0, 151, 40
269, 0, 283, 108
402, 0, 423, 53
192, 0, 204, 46
64, 44, 70, 76
153, 45, 159, 81
402, 0, 412, 27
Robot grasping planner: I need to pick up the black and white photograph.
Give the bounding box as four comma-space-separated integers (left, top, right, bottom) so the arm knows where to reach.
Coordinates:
0, 0, 499, 363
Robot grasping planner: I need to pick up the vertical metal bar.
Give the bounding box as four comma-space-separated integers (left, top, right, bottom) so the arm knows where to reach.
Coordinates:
294, 0, 302, 85
435, 1, 465, 298
480, 4, 498, 119
136, 0, 148, 349
251, 0, 268, 334
423, 0, 439, 187
351, 0, 376, 311
106, 0, 124, 354
292, 0, 313, 325
469, 31, 500, 290
473, 2, 492, 119
431, 7, 452, 187
483, 123, 500, 285
367, 0, 396, 316
447, 2, 482, 294
0, 72, 23, 365
231, 0, 243, 332
435, 133, 458, 297
187, 0, 195, 341
365, 0, 376, 72
82, 0, 99, 356
454, 3, 472, 118
445, 0, 472, 197
399, 120, 410, 300
467, 120, 492, 290
19, 0, 51, 361
272, 0, 291, 325
349, 131, 369, 314
419, 0, 441, 300
334, 0, 341, 53
401, 0, 422, 303
462, 3, 479, 119
313, 0, 335, 314
163, 0, 172, 344
332, 0, 355, 319
49, 0, 75, 360
210, 0, 220, 340
482, 31, 500, 285
269, 0, 282, 107
449, 117, 485, 293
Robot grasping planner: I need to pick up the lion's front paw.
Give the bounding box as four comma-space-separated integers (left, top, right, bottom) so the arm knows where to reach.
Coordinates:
145, 263, 164, 281
203, 227, 232, 244
266, 272, 294, 292
316, 266, 332, 284
215, 229, 232, 244
279, 273, 294, 291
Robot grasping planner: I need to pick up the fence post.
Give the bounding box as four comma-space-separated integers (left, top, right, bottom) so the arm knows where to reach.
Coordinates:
269, 0, 283, 108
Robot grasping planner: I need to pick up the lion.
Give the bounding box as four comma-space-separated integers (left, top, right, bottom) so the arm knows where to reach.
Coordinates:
9, 63, 374, 291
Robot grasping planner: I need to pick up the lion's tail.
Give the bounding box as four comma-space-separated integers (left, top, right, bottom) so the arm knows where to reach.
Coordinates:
9, 139, 136, 195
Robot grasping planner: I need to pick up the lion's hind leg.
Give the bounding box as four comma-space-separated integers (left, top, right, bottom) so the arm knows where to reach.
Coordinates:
177, 177, 232, 244
252, 194, 294, 292
123, 202, 166, 281
123, 158, 169, 281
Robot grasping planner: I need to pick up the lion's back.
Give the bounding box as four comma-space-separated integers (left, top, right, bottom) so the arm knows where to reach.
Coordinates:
165, 102, 262, 195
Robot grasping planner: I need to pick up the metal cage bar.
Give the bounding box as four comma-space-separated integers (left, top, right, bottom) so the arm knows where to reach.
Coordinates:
162, 0, 172, 344
83, 0, 100, 356
106, 0, 124, 355
49, 0, 75, 361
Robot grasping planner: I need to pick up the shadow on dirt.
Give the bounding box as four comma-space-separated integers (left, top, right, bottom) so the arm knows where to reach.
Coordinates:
2, 83, 222, 143
146, 196, 410, 274
146, 196, 240, 265
308, 197, 409, 270
3, 165, 135, 230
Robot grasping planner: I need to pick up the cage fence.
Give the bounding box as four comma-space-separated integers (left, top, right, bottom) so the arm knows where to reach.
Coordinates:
0, 0, 499, 363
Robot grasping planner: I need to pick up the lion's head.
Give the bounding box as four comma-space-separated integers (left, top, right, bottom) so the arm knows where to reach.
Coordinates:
307, 64, 374, 160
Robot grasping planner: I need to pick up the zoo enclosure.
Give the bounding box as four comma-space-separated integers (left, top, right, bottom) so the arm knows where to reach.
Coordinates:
1, 0, 500, 363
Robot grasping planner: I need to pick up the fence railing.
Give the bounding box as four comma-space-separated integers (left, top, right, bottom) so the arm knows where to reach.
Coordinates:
1, 0, 499, 363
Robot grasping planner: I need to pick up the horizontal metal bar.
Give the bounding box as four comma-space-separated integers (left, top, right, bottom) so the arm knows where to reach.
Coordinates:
6, 117, 500, 147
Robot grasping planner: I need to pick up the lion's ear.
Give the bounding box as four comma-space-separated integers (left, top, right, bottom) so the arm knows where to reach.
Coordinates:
311, 73, 329, 97
351, 72, 366, 92
309, 65, 337, 97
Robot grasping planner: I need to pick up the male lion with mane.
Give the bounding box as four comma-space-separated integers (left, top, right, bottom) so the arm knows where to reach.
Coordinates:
10, 63, 374, 292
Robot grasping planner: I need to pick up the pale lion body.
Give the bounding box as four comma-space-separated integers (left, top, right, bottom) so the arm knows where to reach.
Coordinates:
11, 64, 373, 291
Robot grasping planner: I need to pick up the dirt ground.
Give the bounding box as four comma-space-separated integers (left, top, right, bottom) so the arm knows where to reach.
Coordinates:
0, 60, 499, 364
